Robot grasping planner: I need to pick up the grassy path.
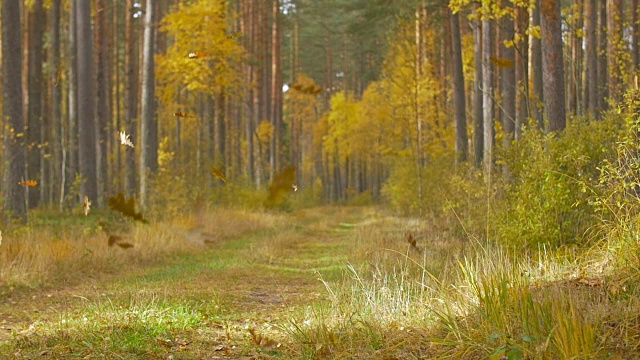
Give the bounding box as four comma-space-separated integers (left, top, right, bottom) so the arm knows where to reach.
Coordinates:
0, 207, 372, 359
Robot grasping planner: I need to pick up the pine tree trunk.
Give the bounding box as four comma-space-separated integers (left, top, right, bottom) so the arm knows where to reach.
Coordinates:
125, 0, 138, 196
585, 0, 598, 117
514, 4, 529, 140
473, 14, 483, 168
95, 0, 109, 207
450, 10, 468, 163
501, 1, 515, 147
531, 0, 545, 128
51, 0, 63, 209
27, 0, 44, 208
140, 0, 157, 208
482, 17, 494, 176
540, 0, 566, 133
597, 0, 608, 115
607, 0, 623, 102
2, 0, 27, 222
77, 0, 98, 201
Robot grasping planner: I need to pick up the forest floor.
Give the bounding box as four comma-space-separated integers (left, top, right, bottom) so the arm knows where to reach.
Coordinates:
0, 206, 374, 359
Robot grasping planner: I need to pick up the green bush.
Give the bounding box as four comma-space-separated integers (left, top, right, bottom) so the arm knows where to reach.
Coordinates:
494, 117, 621, 248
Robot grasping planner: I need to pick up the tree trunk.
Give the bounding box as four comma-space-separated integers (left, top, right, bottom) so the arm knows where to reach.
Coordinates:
51, 0, 63, 209
531, 0, 544, 129
482, 17, 494, 176
540, 0, 566, 133
501, 1, 515, 147
27, 0, 44, 208
585, 0, 598, 117
633, 0, 639, 72
607, 0, 623, 102
125, 0, 138, 196
514, 4, 529, 140
76, 0, 98, 201
473, 15, 483, 169
95, 0, 109, 207
271, 0, 282, 172
140, 0, 157, 208
2, 0, 28, 222
597, 0, 608, 115
450, 10, 468, 163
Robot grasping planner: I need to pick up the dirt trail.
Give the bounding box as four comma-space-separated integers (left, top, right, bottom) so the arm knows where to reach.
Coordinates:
0, 206, 371, 356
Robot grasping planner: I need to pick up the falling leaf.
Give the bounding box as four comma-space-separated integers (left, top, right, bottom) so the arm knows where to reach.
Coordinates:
18, 180, 38, 187
119, 131, 135, 148
489, 57, 514, 68
117, 242, 134, 249
188, 51, 209, 59
108, 192, 148, 223
174, 111, 196, 118
108, 235, 122, 247
55, 68, 62, 87
292, 184, 298, 192
265, 166, 296, 208
83, 196, 91, 216
211, 167, 227, 183
407, 233, 416, 248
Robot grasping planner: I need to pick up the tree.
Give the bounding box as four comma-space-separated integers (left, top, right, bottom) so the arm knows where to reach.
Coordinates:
140, 0, 158, 208
540, 0, 566, 133
514, 3, 529, 139
597, 0, 608, 114
27, 0, 45, 207
450, 9, 468, 163
125, 0, 139, 196
3, 0, 28, 222
96, 0, 109, 206
531, 0, 544, 128
76, 0, 98, 201
500, 1, 515, 147
482, 16, 494, 175
51, 0, 63, 209
585, 0, 598, 117
473, 13, 483, 169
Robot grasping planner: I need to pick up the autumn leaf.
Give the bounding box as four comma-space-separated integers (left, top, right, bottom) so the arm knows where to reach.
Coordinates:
490, 57, 514, 68
108, 192, 148, 223
174, 111, 196, 118
211, 167, 227, 183
117, 242, 134, 249
188, 51, 210, 59
83, 196, 92, 216
19, 180, 38, 187
265, 166, 296, 208
119, 131, 135, 148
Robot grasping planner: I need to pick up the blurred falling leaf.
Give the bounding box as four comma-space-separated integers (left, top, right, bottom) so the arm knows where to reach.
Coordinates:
19, 180, 38, 187
407, 233, 416, 248
117, 242, 134, 249
188, 51, 210, 59
211, 167, 227, 183
174, 111, 196, 118
83, 196, 91, 216
119, 131, 135, 148
490, 57, 514, 68
291, 83, 323, 96
265, 166, 296, 208
292, 184, 298, 192
108, 192, 148, 223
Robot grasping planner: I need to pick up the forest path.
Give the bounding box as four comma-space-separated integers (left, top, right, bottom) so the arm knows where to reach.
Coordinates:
0, 206, 373, 358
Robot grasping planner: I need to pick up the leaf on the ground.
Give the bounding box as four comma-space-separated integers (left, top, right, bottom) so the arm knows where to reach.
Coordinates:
248, 328, 280, 350
577, 277, 602, 287
108, 192, 148, 223
116, 242, 134, 249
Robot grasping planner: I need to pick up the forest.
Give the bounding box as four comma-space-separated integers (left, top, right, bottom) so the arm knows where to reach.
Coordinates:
1, 0, 640, 358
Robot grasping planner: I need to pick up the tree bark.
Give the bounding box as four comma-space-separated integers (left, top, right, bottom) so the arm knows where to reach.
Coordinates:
125, 0, 139, 196
482, 17, 494, 176
531, 0, 544, 129
76, 0, 98, 201
450, 10, 468, 163
540, 0, 566, 133
500, 1, 515, 147
607, 0, 623, 102
473, 15, 483, 168
27, 0, 44, 208
2, 0, 28, 222
597, 0, 608, 115
514, 4, 529, 140
95, 0, 109, 207
140, 0, 158, 208
51, 0, 63, 210
585, 0, 598, 117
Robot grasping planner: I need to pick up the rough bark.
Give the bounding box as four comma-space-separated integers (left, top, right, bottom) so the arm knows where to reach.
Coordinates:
51, 0, 63, 209
96, 0, 109, 207
76, 0, 98, 201
2, 0, 28, 222
597, 0, 608, 115
27, 0, 44, 208
540, 0, 566, 133
140, 0, 158, 208
514, 4, 528, 140
450, 10, 468, 163
501, 1, 515, 147
585, 0, 598, 117
482, 18, 494, 176
473, 15, 483, 169
531, 0, 544, 128
125, 0, 139, 196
